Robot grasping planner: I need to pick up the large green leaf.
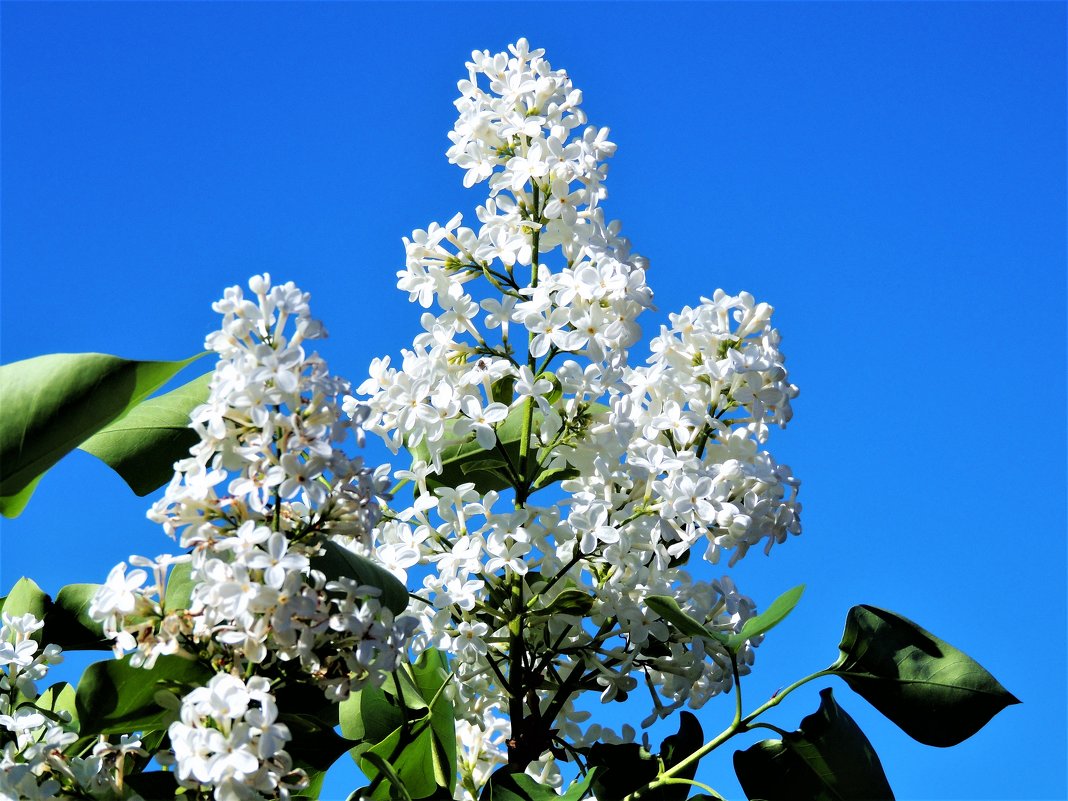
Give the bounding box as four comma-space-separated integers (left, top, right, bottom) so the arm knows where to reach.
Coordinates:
341, 677, 414, 750
4, 578, 110, 650
311, 540, 408, 615
75, 654, 211, 735
481, 769, 598, 801
0, 352, 203, 516
342, 650, 456, 794
360, 720, 441, 801
43, 583, 108, 650
733, 688, 894, 801
409, 649, 456, 790
79, 372, 212, 495
829, 605, 1020, 747
726, 584, 804, 651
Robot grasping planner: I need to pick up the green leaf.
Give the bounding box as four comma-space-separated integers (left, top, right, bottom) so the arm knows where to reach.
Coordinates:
650, 711, 704, 801
282, 712, 356, 772
124, 771, 182, 800
0, 352, 204, 516
75, 654, 211, 735
531, 588, 594, 618
1, 473, 44, 518
79, 371, 212, 495
412, 402, 608, 497
481, 768, 598, 801
410, 649, 456, 791
32, 681, 79, 730
733, 688, 894, 801
645, 595, 728, 645
829, 605, 1020, 747
343, 652, 456, 794
311, 539, 408, 615
341, 680, 407, 751
360, 721, 440, 801
588, 743, 658, 801
294, 769, 327, 801
163, 561, 196, 612
3, 578, 50, 636
726, 584, 805, 651
43, 583, 108, 650
588, 713, 703, 801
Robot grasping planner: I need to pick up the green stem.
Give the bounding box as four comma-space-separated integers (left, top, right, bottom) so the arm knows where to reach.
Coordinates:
624, 668, 834, 801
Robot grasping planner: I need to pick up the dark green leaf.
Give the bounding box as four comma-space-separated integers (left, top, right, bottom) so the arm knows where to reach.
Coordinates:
79, 372, 212, 495
124, 771, 182, 800
645, 595, 728, 645
532, 588, 594, 618
0, 352, 204, 517
282, 712, 356, 772
481, 768, 597, 801
43, 583, 108, 650
311, 540, 408, 615
650, 712, 704, 801
589, 713, 703, 801
75, 654, 211, 735
588, 743, 658, 801
491, 376, 516, 406
733, 688, 894, 801
531, 464, 580, 490
361, 750, 415, 801
726, 585, 804, 651
830, 605, 1020, 747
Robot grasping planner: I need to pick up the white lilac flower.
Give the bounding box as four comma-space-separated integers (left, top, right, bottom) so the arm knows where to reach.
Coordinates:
346, 41, 803, 792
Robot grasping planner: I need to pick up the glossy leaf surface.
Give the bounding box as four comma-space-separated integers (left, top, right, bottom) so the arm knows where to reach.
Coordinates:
75, 654, 211, 735
733, 688, 894, 801
0, 352, 202, 516
830, 605, 1020, 746
79, 371, 212, 495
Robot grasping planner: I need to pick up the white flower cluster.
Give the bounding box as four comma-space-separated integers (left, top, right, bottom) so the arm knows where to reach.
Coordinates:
352, 40, 802, 796
167, 673, 302, 800
1, 612, 143, 800
88, 276, 417, 799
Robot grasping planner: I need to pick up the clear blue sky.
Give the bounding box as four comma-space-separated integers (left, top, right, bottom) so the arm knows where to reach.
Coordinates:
2, 3, 1064, 800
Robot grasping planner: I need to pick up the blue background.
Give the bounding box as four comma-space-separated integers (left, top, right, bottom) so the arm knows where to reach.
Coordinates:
2, 3, 1064, 800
